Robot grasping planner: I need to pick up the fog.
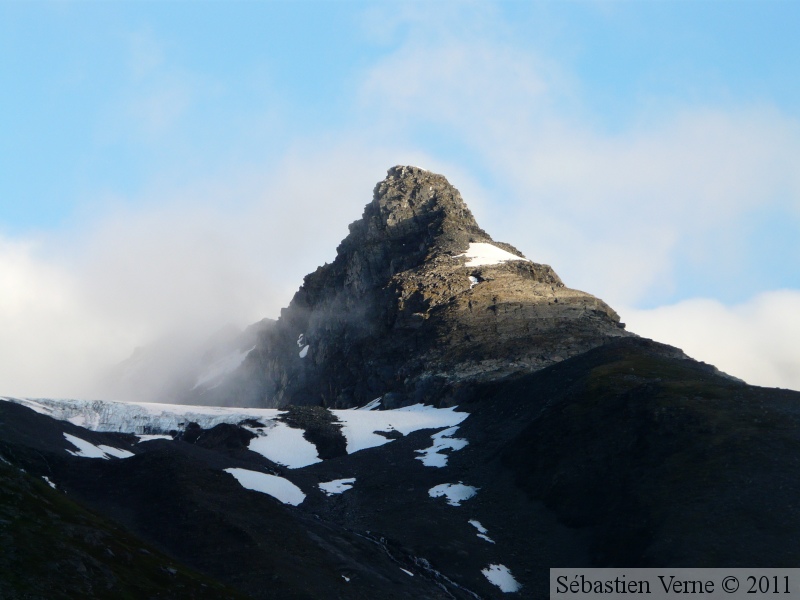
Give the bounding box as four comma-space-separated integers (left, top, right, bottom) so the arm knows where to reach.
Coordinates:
0, 150, 387, 398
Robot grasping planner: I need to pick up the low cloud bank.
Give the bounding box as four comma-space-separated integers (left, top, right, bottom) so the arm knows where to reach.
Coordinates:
623, 290, 800, 391
0, 147, 458, 399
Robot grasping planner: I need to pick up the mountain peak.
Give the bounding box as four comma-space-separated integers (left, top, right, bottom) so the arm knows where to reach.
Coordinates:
339, 166, 492, 272
373, 165, 479, 234
175, 166, 630, 409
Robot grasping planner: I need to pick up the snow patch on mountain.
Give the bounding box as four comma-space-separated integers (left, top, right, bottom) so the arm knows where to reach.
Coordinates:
356, 397, 382, 411
481, 564, 521, 593
319, 478, 356, 496
415, 426, 468, 467
468, 519, 495, 543
224, 468, 305, 506
136, 434, 173, 443
428, 482, 478, 506
245, 422, 321, 469
335, 404, 469, 454
1, 397, 470, 462
455, 243, 529, 268
63, 433, 133, 460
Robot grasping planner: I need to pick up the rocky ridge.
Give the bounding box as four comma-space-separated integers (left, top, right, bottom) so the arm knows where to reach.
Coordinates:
190, 166, 631, 408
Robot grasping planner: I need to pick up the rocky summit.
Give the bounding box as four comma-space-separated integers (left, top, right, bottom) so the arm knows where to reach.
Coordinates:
3, 166, 800, 600
186, 166, 630, 408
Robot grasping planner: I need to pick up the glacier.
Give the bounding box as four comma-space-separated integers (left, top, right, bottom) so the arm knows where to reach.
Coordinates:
0, 397, 470, 460
1, 396, 283, 434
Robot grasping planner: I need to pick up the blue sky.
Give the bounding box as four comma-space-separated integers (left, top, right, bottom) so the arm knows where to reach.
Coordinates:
1, 1, 799, 396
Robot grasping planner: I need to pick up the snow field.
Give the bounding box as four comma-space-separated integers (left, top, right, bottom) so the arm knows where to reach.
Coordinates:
245, 422, 321, 469
356, 397, 382, 411
136, 434, 173, 443
415, 426, 468, 467
468, 519, 495, 543
4, 397, 471, 466
428, 482, 478, 506
455, 243, 529, 268
481, 564, 522, 593
223, 468, 306, 506
63, 433, 134, 460
335, 403, 469, 454
318, 478, 356, 496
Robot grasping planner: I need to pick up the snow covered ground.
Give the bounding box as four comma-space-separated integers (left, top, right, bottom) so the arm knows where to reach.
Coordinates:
1, 396, 470, 463
244, 421, 321, 469
136, 434, 173, 443
335, 403, 469, 454
468, 519, 495, 543
455, 243, 529, 268
481, 563, 521, 593
415, 426, 468, 467
224, 467, 306, 506
63, 433, 134, 460
318, 478, 356, 496
428, 482, 478, 506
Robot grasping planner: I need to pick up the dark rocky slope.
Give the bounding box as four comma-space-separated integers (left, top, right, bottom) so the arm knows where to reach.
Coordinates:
4, 337, 800, 599
0, 401, 463, 599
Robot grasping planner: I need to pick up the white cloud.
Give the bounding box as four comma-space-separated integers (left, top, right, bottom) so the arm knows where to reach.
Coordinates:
360, 37, 554, 137
624, 291, 800, 391
495, 108, 800, 306
0, 237, 126, 398
0, 139, 465, 399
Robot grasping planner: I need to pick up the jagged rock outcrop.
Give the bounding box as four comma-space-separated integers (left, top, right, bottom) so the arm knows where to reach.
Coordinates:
191, 166, 631, 408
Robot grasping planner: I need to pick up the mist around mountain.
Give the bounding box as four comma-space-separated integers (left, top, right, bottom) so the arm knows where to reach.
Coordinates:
2, 167, 799, 599
108, 166, 632, 409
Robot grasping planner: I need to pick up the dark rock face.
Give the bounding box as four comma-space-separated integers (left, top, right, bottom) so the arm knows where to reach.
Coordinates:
193, 166, 630, 408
